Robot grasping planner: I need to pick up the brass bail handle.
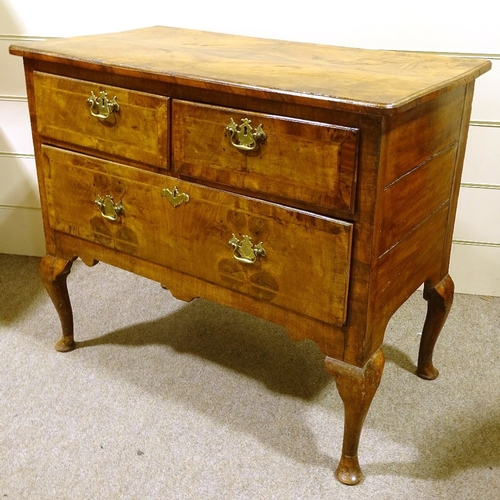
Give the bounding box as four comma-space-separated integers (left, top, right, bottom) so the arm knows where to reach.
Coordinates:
95, 194, 124, 221
161, 186, 190, 207
87, 90, 120, 119
229, 234, 266, 264
226, 118, 266, 151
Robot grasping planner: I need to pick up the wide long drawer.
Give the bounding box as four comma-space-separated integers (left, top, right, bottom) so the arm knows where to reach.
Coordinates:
173, 100, 359, 213
33, 72, 169, 168
42, 145, 353, 325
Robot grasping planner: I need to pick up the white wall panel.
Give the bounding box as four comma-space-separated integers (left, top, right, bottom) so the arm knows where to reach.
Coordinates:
1, 0, 499, 52
470, 60, 500, 122
463, 126, 500, 186
0, 206, 44, 256
450, 243, 500, 296
454, 188, 500, 243
0, 39, 27, 96
0, 155, 39, 207
1, 1, 91, 36
0, 100, 33, 154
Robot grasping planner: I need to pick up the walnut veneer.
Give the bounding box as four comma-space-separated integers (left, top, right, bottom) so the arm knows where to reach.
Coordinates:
10, 27, 491, 484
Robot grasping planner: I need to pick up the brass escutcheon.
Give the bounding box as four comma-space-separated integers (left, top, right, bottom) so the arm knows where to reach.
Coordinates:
87, 90, 120, 119
162, 186, 190, 207
229, 234, 266, 264
95, 194, 124, 221
226, 118, 266, 152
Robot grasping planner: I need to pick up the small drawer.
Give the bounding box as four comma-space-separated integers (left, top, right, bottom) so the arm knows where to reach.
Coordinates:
42, 145, 169, 261
173, 100, 359, 213
33, 72, 169, 168
42, 145, 353, 326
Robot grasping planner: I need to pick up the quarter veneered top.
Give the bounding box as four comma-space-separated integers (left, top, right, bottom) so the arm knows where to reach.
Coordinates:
9, 26, 491, 114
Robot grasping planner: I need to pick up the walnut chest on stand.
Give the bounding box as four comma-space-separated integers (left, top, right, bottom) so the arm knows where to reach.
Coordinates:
10, 27, 491, 484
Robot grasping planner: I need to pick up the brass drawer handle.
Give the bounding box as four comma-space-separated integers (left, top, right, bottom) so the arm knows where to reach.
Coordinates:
161, 186, 190, 207
229, 234, 266, 264
95, 194, 124, 221
87, 90, 120, 119
226, 118, 266, 152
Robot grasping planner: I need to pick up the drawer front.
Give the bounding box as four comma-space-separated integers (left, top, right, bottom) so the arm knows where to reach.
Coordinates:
42, 146, 352, 326
42, 146, 168, 261
33, 72, 169, 168
157, 180, 353, 326
173, 100, 359, 213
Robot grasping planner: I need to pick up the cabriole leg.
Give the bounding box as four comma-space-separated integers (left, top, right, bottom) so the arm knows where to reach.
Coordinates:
417, 274, 454, 380
39, 255, 75, 352
325, 348, 385, 485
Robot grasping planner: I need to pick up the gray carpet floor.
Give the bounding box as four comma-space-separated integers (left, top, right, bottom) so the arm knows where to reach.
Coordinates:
1, 253, 499, 499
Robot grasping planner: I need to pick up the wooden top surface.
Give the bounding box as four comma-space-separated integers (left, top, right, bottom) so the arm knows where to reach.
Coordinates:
10, 26, 491, 114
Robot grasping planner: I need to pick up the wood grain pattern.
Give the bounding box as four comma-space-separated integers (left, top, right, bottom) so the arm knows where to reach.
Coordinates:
51, 230, 346, 361
418, 275, 455, 380
377, 145, 456, 256
440, 82, 476, 278
10, 27, 491, 486
326, 349, 385, 485
10, 26, 491, 114
173, 100, 358, 213
33, 72, 169, 168
42, 145, 352, 325
39, 254, 75, 352
368, 205, 450, 357
380, 86, 466, 185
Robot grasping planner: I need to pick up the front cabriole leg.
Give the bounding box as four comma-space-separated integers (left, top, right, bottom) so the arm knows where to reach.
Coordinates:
39, 255, 75, 352
325, 348, 385, 485
417, 274, 454, 380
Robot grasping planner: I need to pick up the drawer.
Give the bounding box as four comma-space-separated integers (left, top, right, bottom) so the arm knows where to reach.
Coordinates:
156, 182, 353, 326
42, 146, 353, 326
173, 100, 359, 213
42, 146, 168, 260
33, 72, 169, 168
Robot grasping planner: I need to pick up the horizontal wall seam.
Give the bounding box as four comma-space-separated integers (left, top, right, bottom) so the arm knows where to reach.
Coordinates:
470, 120, 500, 128
405, 49, 500, 60
453, 239, 500, 248
439, 53, 500, 60
0, 95, 27, 102
0, 152, 34, 159
0, 204, 40, 211
0, 34, 51, 41
461, 182, 500, 190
